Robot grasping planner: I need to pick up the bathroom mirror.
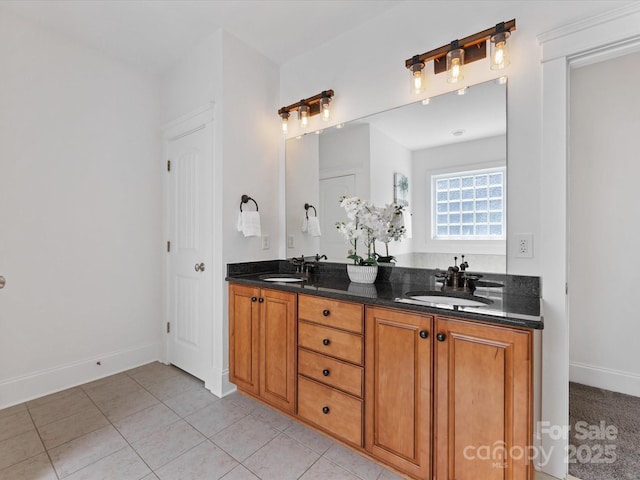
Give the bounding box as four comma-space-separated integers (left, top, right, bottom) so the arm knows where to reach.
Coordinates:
285, 79, 507, 273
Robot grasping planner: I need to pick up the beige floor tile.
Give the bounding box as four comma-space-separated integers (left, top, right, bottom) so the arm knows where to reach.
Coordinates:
113, 403, 180, 443
0, 430, 44, 471
284, 421, 334, 454
221, 392, 261, 414
65, 446, 151, 480
48, 425, 127, 478
221, 465, 260, 480
211, 415, 280, 462
141, 474, 160, 480
0, 409, 35, 443
128, 362, 183, 387
96, 387, 160, 421
131, 419, 205, 469
37, 405, 109, 449
163, 386, 220, 418
142, 373, 202, 401
323, 443, 384, 480
249, 403, 293, 431
84, 375, 145, 404
81, 371, 130, 393
0, 452, 57, 480
185, 401, 248, 437
243, 433, 319, 480
28, 390, 94, 427
26, 387, 83, 409
155, 440, 238, 480
0, 403, 27, 422
300, 457, 362, 480
377, 468, 407, 479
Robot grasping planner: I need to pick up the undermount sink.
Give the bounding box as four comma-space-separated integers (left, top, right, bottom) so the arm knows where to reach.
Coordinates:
403, 291, 493, 307
258, 274, 306, 283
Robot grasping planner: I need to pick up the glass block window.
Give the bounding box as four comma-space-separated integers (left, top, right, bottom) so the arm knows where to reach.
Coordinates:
432, 167, 506, 239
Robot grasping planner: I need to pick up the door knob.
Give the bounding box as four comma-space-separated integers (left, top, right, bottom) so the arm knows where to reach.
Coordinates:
0, 276, 5, 289
194, 263, 205, 272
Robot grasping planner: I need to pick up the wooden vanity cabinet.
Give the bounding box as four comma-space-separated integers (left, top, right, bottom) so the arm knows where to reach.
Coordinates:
434, 316, 533, 480
228, 284, 297, 413
365, 306, 433, 480
297, 294, 365, 447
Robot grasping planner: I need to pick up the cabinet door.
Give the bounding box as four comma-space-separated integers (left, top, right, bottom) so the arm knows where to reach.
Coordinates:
434, 317, 532, 480
260, 289, 297, 413
365, 307, 432, 479
228, 283, 260, 395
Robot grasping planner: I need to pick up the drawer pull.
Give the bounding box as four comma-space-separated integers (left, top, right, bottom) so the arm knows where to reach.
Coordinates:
322, 309, 330, 316
437, 333, 446, 342
258, 298, 264, 303
419, 330, 429, 339
322, 406, 330, 414
322, 338, 330, 346
322, 369, 330, 376
251, 296, 257, 302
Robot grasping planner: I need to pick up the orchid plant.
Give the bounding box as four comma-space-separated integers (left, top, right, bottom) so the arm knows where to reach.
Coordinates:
374, 203, 407, 263
335, 196, 406, 266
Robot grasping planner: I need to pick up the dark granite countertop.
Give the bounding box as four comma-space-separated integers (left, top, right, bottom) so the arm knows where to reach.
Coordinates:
226, 260, 543, 330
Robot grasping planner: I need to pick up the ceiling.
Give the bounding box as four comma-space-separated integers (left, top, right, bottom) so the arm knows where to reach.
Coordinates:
0, 0, 401, 74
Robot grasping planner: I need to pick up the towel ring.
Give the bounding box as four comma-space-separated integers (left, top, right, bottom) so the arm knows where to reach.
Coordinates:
240, 194, 259, 212
304, 203, 317, 219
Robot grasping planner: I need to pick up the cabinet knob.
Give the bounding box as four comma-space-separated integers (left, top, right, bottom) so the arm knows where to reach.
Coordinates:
322, 338, 330, 346
322, 309, 330, 316
419, 330, 429, 339
322, 369, 330, 376
322, 406, 330, 414
436, 333, 446, 342
258, 298, 264, 303
251, 296, 257, 302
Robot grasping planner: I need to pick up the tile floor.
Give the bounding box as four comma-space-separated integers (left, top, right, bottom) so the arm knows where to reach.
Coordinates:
0, 362, 406, 480
0, 362, 560, 480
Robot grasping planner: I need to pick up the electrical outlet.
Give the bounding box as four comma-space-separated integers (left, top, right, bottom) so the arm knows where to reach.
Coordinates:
515, 233, 533, 258
261, 235, 270, 250
288, 235, 295, 249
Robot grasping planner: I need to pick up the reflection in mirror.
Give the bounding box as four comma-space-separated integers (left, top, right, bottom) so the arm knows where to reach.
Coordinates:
286, 79, 507, 273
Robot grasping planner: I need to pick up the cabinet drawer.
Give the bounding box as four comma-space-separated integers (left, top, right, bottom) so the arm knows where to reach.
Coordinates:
298, 295, 363, 333
298, 321, 363, 365
298, 376, 363, 447
298, 348, 363, 397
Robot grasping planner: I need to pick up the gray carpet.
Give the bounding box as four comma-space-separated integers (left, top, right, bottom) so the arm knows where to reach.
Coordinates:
569, 382, 640, 480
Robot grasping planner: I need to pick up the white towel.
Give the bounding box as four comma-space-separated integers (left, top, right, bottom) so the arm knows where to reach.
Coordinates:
237, 211, 262, 237
307, 216, 322, 237
301, 216, 308, 233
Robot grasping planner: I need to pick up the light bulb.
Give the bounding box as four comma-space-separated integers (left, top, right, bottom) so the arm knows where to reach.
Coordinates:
446, 44, 464, 84
282, 119, 288, 134
490, 31, 511, 70
298, 104, 310, 129
409, 58, 425, 95
319, 95, 331, 122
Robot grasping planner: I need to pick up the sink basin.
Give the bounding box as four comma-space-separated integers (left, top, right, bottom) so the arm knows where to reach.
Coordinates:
403, 291, 493, 307
258, 274, 306, 283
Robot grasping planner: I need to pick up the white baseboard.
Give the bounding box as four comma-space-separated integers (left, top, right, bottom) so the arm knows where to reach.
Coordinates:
569, 361, 640, 397
206, 367, 236, 398
0, 342, 162, 409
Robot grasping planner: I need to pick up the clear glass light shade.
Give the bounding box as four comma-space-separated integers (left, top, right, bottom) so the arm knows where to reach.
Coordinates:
319, 96, 331, 122
281, 116, 288, 134
446, 48, 464, 84
409, 61, 425, 95
298, 105, 310, 129
490, 31, 510, 70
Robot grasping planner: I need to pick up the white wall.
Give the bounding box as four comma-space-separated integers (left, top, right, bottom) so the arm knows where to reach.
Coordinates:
569, 51, 640, 396
411, 135, 506, 263
0, 11, 162, 407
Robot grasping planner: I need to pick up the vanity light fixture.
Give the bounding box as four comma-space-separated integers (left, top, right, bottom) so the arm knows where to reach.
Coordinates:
404, 19, 515, 94
277, 90, 335, 133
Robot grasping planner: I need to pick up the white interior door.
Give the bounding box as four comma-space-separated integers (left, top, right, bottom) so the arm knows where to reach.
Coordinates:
319, 174, 355, 262
166, 118, 213, 381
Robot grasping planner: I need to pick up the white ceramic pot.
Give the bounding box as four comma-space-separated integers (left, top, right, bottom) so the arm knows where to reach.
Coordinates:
347, 264, 378, 284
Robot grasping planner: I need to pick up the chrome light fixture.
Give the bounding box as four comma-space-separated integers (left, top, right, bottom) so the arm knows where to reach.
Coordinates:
277, 90, 335, 134
404, 19, 516, 95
